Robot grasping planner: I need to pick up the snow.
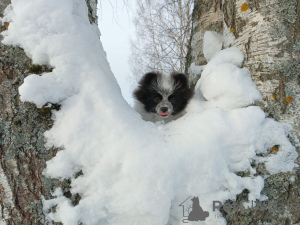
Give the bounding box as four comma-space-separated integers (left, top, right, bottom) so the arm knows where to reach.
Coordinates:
198, 47, 262, 109
190, 62, 205, 75
1, 1, 298, 225
203, 31, 223, 61
188, 62, 205, 82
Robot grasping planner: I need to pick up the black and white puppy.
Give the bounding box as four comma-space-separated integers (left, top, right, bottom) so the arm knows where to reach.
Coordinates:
133, 72, 194, 123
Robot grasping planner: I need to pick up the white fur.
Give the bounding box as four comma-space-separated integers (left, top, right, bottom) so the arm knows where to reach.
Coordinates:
156, 74, 174, 93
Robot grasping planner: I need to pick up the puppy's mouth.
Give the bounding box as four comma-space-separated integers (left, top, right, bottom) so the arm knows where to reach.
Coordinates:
159, 112, 169, 117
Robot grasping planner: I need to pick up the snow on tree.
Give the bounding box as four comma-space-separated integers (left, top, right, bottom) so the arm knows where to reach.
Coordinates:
0, 0, 298, 225
186, 0, 300, 224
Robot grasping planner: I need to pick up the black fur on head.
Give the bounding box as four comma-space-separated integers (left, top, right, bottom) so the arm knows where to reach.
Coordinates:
169, 72, 194, 115
133, 71, 194, 118
133, 72, 161, 113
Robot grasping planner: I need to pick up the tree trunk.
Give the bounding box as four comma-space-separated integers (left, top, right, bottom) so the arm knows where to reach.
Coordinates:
0, 1, 97, 224
185, 0, 223, 85
187, 0, 300, 224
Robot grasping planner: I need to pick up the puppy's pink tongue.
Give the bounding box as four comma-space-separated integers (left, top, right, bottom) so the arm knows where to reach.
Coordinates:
159, 112, 169, 116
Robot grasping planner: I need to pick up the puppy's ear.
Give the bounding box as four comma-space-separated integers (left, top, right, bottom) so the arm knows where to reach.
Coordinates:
171, 72, 189, 87
134, 72, 159, 101
139, 72, 159, 86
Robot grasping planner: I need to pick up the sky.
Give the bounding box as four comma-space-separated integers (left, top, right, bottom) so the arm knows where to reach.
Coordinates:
98, 0, 136, 105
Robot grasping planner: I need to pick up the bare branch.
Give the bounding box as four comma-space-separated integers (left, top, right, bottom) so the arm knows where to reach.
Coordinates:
129, 0, 193, 78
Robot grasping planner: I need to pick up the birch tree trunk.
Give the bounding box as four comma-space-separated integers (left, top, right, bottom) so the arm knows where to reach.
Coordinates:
187, 0, 300, 224
0, 1, 97, 224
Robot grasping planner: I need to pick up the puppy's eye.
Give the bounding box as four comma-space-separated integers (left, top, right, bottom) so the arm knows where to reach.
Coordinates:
168, 94, 175, 102
154, 97, 161, 103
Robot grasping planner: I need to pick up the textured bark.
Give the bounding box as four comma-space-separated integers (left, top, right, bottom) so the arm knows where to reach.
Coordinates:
185, 0, 223, 85
187, 0, 300, 224
0, 1, 97, 224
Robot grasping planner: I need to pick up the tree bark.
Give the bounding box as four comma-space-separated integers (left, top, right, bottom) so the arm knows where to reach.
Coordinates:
0, 1, 97, 224
185, 0, 223, 84
187, 0, 300, 224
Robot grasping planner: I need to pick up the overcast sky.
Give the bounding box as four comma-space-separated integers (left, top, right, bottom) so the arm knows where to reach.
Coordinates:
98, 1, 136, 105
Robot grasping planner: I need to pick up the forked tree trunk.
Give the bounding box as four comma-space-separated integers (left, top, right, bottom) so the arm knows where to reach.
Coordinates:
186, 0, 300, 224
0, 1, 97, 224
1, 0, 300, 224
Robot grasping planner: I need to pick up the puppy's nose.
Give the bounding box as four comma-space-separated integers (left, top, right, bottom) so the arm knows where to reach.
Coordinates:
161, 107, 168, 112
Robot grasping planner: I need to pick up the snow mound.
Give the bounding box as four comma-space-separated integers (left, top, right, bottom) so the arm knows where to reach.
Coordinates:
2, 1, 297, 225
203, 31, 223, 62
19, 74, 75, 107
1, 0, 109, 107
201, 47, 244, 79
198, 47, 262, 109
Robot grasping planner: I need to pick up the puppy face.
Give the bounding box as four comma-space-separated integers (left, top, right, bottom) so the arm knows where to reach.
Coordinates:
134, 72, 194, 119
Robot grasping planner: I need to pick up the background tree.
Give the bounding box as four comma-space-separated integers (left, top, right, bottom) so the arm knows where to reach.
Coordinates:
186, 0, 300, 224
129, 0, 193, 78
